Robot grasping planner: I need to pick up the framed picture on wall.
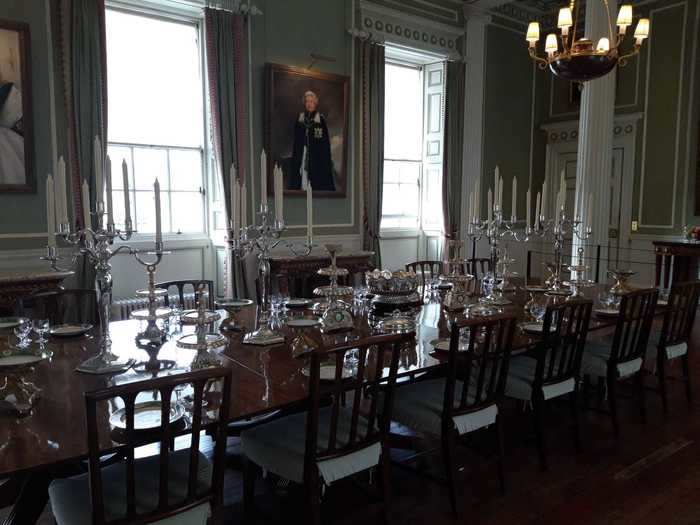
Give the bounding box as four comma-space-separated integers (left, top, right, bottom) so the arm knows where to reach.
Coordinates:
0, 19, 34, 193
265, 63, 349, 197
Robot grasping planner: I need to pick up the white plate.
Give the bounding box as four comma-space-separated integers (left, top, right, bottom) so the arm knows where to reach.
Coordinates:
657, 299, 668, 306
521, 322, 552, 335
594, 308, 619, 317
429, 338, 451, 351
301, 363, 353, 381
109, 401, 186, 431
0, 317, 26, 330
50, 324, 92, 337
285, 299, 313, 308
287, 318, 321, 328
0, 354, 45, 368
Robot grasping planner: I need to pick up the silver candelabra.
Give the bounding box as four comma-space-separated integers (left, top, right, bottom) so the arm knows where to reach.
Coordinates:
230, 203, 313, 345
43, 214, 165, 373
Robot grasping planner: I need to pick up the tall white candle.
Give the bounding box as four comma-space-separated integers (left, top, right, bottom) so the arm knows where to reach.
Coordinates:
121, 160, 131, 229
94, 136, 103, 209
260, 149, 267, 209
467, 191, 474, 225
231, 167, 240, 240
487, 189, 493, 224
511, 176, 517, 220
154, 178, 162, 245
541, 179, 547, 221
498, 176, 504, 209
494, 166, 499, 205
241, 182, 247, 228
81, 180, 91, 229
586, 192, 593, 231
301, 146, 308, 190
526, 188, 531, 230
274, 164, 283, 223
57, 156, 68, 226
46, 175, 56, 247
535, 191, 541, 230
105, 156, 114, 226
306, 182, 313, 240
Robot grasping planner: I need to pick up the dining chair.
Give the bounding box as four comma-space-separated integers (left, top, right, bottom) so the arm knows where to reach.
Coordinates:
156, 279, 215, 310
18, 288, 98, 325
240, 331, 415, 525
505, 298, 593, 471
651, 281, 700, 412
581, 287, 659, 436
406, 260, 443, 298
465, 258, 491, 280
48, 368, 232, 525
388, 313, 517, 516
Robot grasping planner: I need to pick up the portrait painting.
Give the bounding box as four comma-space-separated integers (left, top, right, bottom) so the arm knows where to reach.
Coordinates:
0, 20, 33, 192
265, 63, 349, 197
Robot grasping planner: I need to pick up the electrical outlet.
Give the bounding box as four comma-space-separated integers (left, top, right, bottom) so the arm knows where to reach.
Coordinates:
631, 220, 639, 232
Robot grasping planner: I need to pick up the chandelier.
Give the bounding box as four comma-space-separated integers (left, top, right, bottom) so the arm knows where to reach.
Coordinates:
525, 1, 650, 82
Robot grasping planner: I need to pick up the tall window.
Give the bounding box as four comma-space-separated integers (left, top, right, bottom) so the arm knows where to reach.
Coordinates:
106, 8, 206, 235
381, 52, 445, 232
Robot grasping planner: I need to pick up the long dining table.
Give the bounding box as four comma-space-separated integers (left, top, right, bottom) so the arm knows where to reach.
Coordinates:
0, 283, 661, 523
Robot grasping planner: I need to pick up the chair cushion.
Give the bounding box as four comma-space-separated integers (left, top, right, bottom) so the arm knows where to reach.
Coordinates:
390, 378, 498, 437
49, 449, 211, 525
582, 342, 642, 378
240, 407, 381, 485
505, 356, 576, 401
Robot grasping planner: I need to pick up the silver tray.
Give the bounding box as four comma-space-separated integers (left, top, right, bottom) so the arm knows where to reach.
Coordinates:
109, 401, 185, 431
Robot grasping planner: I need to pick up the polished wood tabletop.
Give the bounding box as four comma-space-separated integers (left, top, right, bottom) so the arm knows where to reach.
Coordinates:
0, 283, 655, 478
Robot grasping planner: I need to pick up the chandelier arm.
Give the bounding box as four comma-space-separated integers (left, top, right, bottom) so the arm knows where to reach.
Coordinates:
528, 47, 550, 68
618, 45, 641, 67
602, 0, 616, 43
571, 0, 580, 47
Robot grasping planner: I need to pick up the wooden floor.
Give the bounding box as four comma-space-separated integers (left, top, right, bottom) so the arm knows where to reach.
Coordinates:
3, 352, 700, 525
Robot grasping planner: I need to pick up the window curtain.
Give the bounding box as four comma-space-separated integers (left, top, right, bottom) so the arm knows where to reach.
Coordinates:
442, 60, 465, 247
56, 0, 108, 288
204, 4, 249, 298
359, 41, 385, 269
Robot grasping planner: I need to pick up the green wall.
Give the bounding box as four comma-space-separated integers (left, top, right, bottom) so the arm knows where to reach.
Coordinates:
0, 0, 54, 249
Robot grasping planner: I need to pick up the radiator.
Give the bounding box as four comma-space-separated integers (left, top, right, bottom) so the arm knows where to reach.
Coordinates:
111, 292, 197, 321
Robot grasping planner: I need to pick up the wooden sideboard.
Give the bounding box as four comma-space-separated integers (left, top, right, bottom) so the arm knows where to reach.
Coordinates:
0, 270, 74, 316
270, 251, 375, 297
653, 240, 700, 288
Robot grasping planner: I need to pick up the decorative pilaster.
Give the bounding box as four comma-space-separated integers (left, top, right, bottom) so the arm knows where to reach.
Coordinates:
574, 0, 618, 277
461, 7, 491, 246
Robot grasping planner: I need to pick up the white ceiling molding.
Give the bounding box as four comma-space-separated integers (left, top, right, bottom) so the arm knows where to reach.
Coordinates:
358, 0, 463, 59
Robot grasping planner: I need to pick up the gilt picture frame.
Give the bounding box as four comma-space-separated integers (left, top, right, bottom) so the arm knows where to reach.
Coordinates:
0, 19, 34, 193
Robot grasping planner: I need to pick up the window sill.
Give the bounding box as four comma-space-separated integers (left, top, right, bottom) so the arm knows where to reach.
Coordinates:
114, 233, 211, 250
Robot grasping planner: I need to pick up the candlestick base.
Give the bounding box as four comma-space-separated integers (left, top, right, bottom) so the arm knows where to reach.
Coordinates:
76, 352, 135, 375
243, 325, 285, 346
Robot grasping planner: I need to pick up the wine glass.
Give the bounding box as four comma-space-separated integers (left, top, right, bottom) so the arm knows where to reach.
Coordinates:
529, 294, 548, 323
32, 319, 50, 346
13, 319, 32, 349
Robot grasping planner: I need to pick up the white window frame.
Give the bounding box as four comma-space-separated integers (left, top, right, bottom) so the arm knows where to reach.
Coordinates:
380, 48, 445, 237
106, 1, 212, 243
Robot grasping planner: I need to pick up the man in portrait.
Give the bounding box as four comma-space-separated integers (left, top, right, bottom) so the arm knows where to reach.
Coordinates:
289, 90, 336, 191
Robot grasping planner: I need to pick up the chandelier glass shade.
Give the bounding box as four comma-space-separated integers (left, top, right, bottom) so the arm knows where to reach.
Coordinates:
526, 1, 650, 82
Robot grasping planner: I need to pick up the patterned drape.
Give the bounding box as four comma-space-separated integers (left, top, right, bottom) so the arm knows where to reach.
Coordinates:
205, 6, 248, 298
56, 0, 108, 288
359, 41, 385, 269
442, 60, 465, 247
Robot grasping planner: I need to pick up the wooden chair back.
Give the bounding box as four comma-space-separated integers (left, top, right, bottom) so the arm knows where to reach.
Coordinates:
659, 280, 700, 349
85, 368, 232, 525
406, 260, 443, 298
156, 280, 215, 310
609, 288, 659, 365
18, 288, 98, 325
444, 313, 516, 422
303, 332, 414, 482
465, 258, 491, 280
536, 298, 593, 387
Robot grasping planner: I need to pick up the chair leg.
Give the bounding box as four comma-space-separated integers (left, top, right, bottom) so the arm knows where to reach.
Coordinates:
657, 353, 669, 414
306, 469, 322, 525
495, 414, 506, 495
242, 456, 256, 523
532, 394, 547, 472
380, 447, 393, 524
596, 377, 606, 409
636, 370, 647, 424
682, 354, 693, 408
441, 429, 461, 517
582, 375, 591, 410
569, 388, 582, 453
607, 375, 620, 438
